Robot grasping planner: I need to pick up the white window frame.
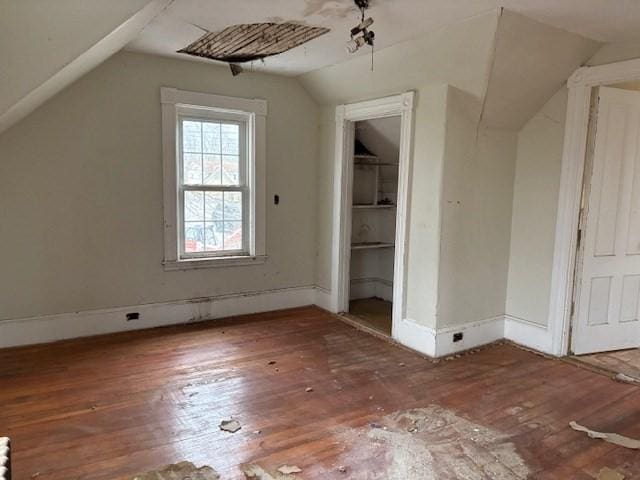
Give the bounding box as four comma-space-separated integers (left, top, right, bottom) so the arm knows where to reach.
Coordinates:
161, 87, 267, 270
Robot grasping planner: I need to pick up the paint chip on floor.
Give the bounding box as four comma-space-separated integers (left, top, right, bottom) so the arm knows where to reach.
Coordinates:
598, 467, 625, 480
569, 421, 640, 449
220, 418, 242, 433
242, 464, 302, 479
276, 465, 302, 475
132, 461, 220, 479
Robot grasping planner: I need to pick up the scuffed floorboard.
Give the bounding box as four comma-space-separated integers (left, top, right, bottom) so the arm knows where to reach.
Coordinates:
1, 307, 640, 479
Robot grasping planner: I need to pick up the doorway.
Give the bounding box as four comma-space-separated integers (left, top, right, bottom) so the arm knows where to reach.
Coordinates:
570, 82, 640, 377
329, 92, 415, 342
347, 118, 401, 335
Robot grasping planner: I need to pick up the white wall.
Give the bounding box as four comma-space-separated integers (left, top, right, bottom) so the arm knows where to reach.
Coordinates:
303, 12, 499, 329
0, 51, 319, 321
439, 87, 518, 328
0, 0, 166, 133
503, 42, 640, 330
505, 88, 568, 327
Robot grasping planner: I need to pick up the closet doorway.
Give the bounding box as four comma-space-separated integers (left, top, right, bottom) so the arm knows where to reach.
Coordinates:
347, 118, 401, 335
329, 92, 415, 340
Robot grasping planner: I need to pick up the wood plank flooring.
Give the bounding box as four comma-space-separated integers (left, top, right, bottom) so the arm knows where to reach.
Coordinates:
1, 306, 640, 479
348, 297, 392, 336
573, 348, 640, 381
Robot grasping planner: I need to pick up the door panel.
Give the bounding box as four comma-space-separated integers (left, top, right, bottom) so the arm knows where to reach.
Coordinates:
572, 87, 640, 354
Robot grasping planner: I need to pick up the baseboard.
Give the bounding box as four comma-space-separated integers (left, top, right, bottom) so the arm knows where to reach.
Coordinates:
394, 318, 437, 357
504, 314, 553, 354
349, 277, 393, 302
0, 287, 556, 358
0, 286, 318, 349
394, 315, 506, 358
313, 286, 333, 311
435, 316, 505, 357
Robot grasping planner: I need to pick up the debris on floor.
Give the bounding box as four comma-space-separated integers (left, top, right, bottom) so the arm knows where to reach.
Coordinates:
336, 405, 529, 479
276, 465, 302, 475
131, 461, 220, 480
614, 373, 640, 386
242, 463, 302, 479
305, 387, 313, 393
219, 418, 242, 433
598, 467, 625, 480
569, 421, 640, 449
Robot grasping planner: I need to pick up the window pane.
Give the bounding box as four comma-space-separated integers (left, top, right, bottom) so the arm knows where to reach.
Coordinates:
203, 154, 222, 185
222, 155, 240, 185
183, 153, 202, 184
203, 123, 221, 154
183, 120, 202, 152
205, 222, 224, 251
221, 124, 239, 155
224, 191, 242, 221
184, 222, 205, 253
204, 192, 223, 221
224, 221, 242, 250
184, 191, 204, 221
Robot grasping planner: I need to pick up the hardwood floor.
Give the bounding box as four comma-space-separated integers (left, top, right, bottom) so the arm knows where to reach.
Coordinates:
348, 297, 392, 336
572, 348, 640, 381
1, 306, 640, 479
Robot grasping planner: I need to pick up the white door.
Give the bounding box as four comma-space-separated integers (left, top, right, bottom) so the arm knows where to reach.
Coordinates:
572, 87, 640, 355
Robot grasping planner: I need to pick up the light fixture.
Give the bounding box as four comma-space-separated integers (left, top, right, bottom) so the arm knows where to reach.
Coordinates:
346, 0, 375, 58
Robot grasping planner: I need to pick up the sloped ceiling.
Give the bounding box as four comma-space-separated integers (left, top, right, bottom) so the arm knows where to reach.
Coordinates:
299, 11, 499, 106
126, 0, 640, 76
481, 10, 600, 130
0, 0, 171, 135
356, 117, 401, 164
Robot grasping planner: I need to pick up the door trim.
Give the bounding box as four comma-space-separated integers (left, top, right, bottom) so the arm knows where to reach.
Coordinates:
329, 92, 416, 343
550, 58, 640, 356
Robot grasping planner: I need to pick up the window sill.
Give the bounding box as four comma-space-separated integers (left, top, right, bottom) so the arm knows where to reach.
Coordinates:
163, 255, 268, 271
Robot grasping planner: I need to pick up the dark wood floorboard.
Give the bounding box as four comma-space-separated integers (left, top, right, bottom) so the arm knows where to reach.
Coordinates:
1, 306, 639, 479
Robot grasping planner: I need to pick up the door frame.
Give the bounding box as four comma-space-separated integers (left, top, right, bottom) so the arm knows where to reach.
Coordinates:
550, 58, 640, 356
329, 92, 415, 341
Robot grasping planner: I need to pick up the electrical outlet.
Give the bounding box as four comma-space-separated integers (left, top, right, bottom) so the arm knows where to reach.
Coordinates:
126, 312, 140, 321
453, 332, 463, 343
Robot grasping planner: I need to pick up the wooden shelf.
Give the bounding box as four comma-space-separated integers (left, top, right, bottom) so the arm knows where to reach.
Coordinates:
354, 161, 399, 167
353, 204, 396, 209
351, 242, 395, 251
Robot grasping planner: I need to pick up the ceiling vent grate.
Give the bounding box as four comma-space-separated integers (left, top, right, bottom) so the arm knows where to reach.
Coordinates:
178, 22, 330, 64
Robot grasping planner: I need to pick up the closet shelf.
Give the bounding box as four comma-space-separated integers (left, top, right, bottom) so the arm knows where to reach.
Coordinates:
353, 204, 396, 209
354, 160, 399, 167
351, 242, 395, 250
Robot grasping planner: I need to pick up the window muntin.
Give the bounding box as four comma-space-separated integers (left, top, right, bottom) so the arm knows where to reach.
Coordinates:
178, 114, 249, 258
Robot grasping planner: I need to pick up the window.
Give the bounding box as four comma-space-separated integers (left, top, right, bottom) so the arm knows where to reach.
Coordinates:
161, 88, 267, 270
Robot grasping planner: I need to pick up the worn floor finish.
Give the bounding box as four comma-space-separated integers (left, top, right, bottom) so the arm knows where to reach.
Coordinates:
348, 298, 393, 336
573, 348, 640, 381
1, 307, 640, 479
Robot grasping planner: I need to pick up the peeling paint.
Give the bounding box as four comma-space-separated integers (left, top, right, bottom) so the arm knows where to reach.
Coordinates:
336, 406, 529, 479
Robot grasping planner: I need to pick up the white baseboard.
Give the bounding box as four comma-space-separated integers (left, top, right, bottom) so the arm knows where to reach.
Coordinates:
0, 286, 318, 349
0, 284, 557, 358
394, 315, 504, 358
504, 314, 553, 354
435, 316, 505, 357
394, 318, 437, 357
313, 286, 333, 311
349, 277, 393, 302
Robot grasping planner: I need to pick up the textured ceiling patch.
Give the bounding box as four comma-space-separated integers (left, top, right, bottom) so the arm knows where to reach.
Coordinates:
178, 22, 330, 63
